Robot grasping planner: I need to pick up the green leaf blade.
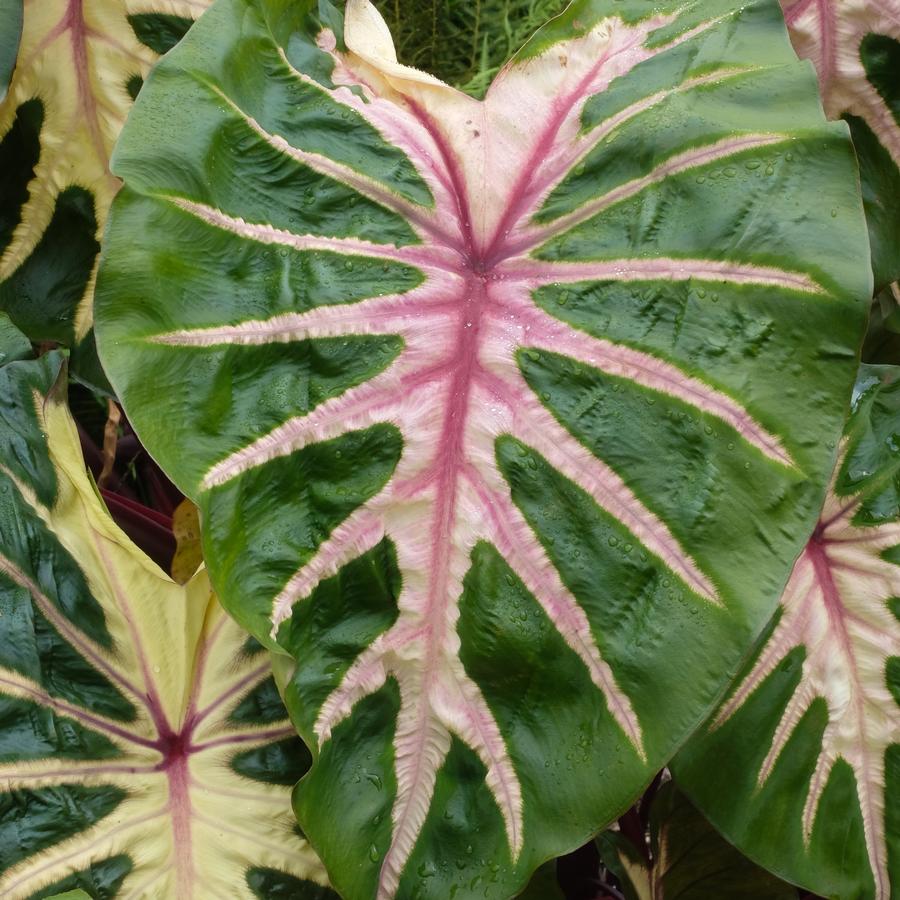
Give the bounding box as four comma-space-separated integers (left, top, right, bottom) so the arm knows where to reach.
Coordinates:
95, 1, 872, 896
676, 365, 900, 900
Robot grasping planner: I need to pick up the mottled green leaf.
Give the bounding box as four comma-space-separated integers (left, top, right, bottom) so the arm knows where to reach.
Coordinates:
0, 310, 29, 364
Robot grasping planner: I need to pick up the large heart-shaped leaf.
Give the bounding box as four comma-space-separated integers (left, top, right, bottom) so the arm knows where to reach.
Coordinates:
0, 353, 333, 898
0, 0, 211, 375
95, 0, 871, 896
675, 365, 900, 900
780, 0, 900, 290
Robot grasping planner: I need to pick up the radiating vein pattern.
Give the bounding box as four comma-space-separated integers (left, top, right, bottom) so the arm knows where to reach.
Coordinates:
95, 0, 872, 896
712, 477, 900, 899
0, 369, 327, 898
152, 1, 796, 889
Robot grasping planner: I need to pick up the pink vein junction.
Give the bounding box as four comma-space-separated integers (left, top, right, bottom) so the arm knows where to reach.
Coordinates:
147, 8, 827, 889
0, 555, 294, 898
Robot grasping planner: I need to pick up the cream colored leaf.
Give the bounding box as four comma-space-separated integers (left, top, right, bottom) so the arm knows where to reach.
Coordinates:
0, 0, 211, 340
0, 358, 328, 898
171, 497, 203, 584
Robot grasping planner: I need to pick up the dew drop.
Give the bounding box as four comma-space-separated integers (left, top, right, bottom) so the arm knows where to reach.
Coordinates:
364, 771, 382, 789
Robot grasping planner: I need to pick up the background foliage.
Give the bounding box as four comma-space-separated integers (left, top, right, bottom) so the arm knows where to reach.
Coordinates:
371, 0, 568, 95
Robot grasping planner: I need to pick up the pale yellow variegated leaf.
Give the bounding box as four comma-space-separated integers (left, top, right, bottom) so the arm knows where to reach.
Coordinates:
0, 0, 211, 341
0, 353, 331, 898
171, 496, 203, 584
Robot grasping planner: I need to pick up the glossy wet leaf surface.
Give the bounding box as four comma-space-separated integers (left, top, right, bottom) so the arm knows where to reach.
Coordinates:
95, 0, 871, 896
